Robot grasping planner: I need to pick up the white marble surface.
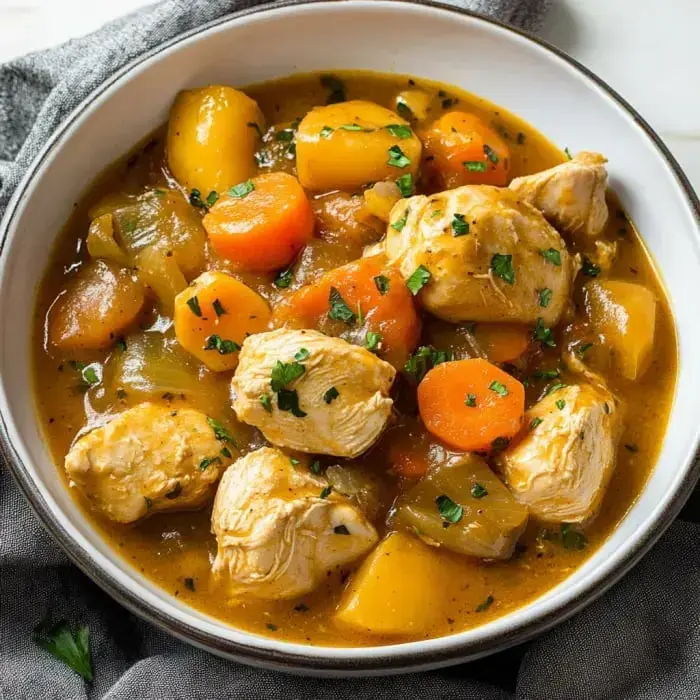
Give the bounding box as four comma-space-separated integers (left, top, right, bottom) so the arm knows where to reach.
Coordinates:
1, 0, 698, 188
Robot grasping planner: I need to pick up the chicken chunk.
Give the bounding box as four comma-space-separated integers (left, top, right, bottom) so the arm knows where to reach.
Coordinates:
64, 403, 229, 523
509, 152, 609, 238
211, 447, 378, 599
384, 185, 578, 324
497, 383, 621, 523
231, 329, 396, 458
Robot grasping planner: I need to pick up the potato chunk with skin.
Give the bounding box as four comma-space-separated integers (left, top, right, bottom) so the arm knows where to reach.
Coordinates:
384, 185, 578, 324
231, 329, 396, 457
296, 100, 421, 192
212, 447, 377, 600
497, 383, 621, 523
174, 271, 271, 372
509, 152, 609, 238
64, 403, 229, 523
335, 532, 448, 636
166, 85, 264, 196
392, 454, 528, 559
48, 260, 145, 350
585, 280, 657, 380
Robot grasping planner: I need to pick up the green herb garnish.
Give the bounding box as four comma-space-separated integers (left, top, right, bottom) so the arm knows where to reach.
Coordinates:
391, 208, 409, 232
465, 393, 477, 408
212, 298, 226, 317
540, 248, 562, 266
228, 180, 255, 198
464, 161, 487, 172
539, 288, 552, 308
374, 275, 390, 295
277, 388, 307, 417
186, 296, 202, 317
274, 268, 294, 289
534, 318, 556, 347
489, 380, 508, 397
396, 173, 414, 197
406, 265, 431, 295
491, 254, 515, 285
436, 494, 463, 524
476, 595, 494, 612
260, 394, 273, 413
207, 417, 235, 444
324, 387, 340, 404
385, 124, 413, 139
204, 335, 240, 355
33, 619, 93, 681
471, 483, 488, 499
328, 287, 356, 324
387, 145, 411, 168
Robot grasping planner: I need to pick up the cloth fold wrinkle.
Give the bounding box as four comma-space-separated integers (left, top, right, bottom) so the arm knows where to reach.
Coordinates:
1, 1, 699, 699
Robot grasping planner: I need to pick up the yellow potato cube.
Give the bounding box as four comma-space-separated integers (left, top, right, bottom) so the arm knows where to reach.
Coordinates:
296, 100, 422, 192
586, 279, 657, 380
334, 532, 446, 636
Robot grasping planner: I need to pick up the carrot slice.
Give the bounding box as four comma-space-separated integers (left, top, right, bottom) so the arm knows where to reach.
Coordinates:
203, 172, 314, 271
273, 256, 421, 370
473, 323, 530, 364
174, 271, 271, 372
418, 358, 525, 452
423, 112, 510, 187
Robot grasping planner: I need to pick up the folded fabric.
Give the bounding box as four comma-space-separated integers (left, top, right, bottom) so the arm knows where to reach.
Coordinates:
1, 1, 699, 699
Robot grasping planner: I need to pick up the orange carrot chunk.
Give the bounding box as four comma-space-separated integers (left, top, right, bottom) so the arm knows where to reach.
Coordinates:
203, 171, 314, 272
423, 112, 510, 188
418, 358, 525, 452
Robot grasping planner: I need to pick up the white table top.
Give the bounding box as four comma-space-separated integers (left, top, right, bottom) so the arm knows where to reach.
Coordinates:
1, 0, 698, 188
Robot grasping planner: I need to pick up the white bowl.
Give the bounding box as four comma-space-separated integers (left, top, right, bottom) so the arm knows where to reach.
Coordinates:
1, 0, 699, 676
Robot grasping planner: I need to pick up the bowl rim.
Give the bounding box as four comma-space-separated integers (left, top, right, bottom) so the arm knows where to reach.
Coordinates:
1, 0, 699, 675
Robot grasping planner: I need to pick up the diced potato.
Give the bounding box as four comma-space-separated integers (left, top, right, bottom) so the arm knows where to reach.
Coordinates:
585, 280, 657, 380
334, 532, 447, 635
135, 246, 187, 313
174, 271, 271, 372
96, 189, 207, 280
363, 181, 402, 222
48, 261, 145, 350
86, 214, 130, 266
392, 454, 528, 559
296, 100, 421, 192
166, 85, 264, 196
395, 89, 433, 122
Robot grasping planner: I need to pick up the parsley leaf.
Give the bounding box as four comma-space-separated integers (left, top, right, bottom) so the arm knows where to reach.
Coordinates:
228, 180, 255, 198
540, 248, 562, 266
189, 188, 207, 210
365, 331, 382, 352
534, 318, 556, 347
274, 268, 294, 288
471, 483, 488, 499
436, 494, 463, 524
491, 253, 515, 285
207, 417, 236, 444
324, 386, 340, 404
294, 348, 310, 361
320, 485, 333, 499
406, 265, 431, 295
206, 191, 219, 208
33, 619, 93, 681
578, 342, 594, 356
396, 173, 414, 197
212, 298, 226, 317
560, 523, 587, 550
387, 145, 411, 168
464, 161, 487, 172
203, 335, 240, 355
186, 296, 202, 317
320, 126, 334, 139
465, 393, 477, 407
538, 287, 553, 308
373, 275, 390, 295
404, 346, 454, 382
385, 124, 413, 139
556, 399, 566, 410
277, 388, 306, 417
270, 360, 306, 392
260, 394, 273, 413
530, 417, 543, 429
483, 144, 499, 164
452, 213, 469, 236
328, 287, 356, 324
339, 123, 374, 132
391, 208, 409, 232
476, 595, 494, 612
581, 257, 601, 277
489, 380, 509, 397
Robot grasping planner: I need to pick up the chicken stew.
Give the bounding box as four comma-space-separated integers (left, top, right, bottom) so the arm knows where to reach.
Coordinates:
33, 72, 676, 647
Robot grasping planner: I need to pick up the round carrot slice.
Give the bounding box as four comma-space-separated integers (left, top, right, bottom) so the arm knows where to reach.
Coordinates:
418, 358, 525, 452
203, 171, 314, 271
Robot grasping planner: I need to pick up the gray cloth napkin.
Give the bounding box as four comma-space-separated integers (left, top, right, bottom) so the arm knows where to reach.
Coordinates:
1, 2, 699, 699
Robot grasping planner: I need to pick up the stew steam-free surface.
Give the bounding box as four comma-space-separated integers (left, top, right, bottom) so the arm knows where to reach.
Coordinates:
33, 72, 676, 647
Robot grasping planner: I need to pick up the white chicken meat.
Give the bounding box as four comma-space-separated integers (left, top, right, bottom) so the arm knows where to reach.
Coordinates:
383, 185, 578, 325
509, 151, 609, 238
64, 403, 229, 523
496, 383, 621, 523
231, 329, 396, 458
211, 447, 378, 600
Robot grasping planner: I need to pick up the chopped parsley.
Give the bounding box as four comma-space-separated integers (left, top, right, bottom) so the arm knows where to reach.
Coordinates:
277, 388, 307, 417
436, 494, 463, 524
310, 460, 322, 475
328, 287, 356, 324
294, 348, 310, 361
404, 345, 454, 382
533, 368, 560, 379
396, 97, 412, 118
581, 257, 601, 277
275, 128, 295, 142
544, 382, 566, 396
365, 331, 383, 352
560, 523, 587, 550
320, 126, 334, 139
81, 365, 100, 387
387, 145, 411, 168
471, 483, 488, 499
212, 298, 226, 317
339, 123, 374, 132
465, 393, 477, 408
534, 318, 556, 347
260, 394, 273, 413
483, 144, 499, 164
228, 180, 255, 198
324, 386, 340, 404
564, 147, 573, 160
199, 456, 221, 470
334, 525, 351, 535
476, 595, 494, 613
396, 173, 414, 197
577, 342, 594, 356
33, 619, 93, 681
489, 380, 509, 397
189, 188, 207, 210
464, 161, 487, 172
555, 399, 566, 410
406, 265, 431, 295
539, 287, 553, 308
385, 124, 413, 139
391, 208, 409, 232
206, 191, 219, 208
451, 213, 469, 236
540, 248, 562, 266
221, 447, 232, 459
320, 486, 333, 499
270, 360, 306, 392
491, 253, 515, 285
274, 268, 294, 288
204, 335, 240, 355
374, 274, 390, 295
207, 417, 235, 444
530, 417, 543, 429
186, 296, 202, 317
